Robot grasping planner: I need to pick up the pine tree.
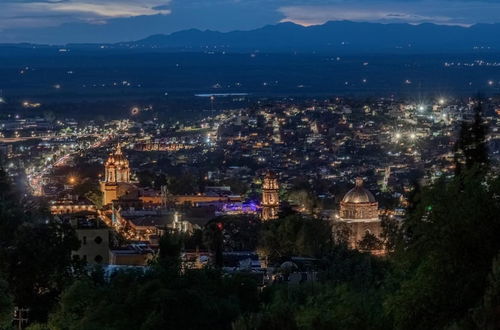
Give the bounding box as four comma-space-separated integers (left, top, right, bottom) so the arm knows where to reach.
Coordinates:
454, 99, 489, 175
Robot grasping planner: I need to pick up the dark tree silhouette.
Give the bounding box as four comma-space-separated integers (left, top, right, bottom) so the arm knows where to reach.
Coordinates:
454, 99, 489, 175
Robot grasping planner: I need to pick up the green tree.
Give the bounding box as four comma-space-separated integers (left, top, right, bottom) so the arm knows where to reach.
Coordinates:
386, 172, 500, 329
287, 189, 316, 215
203, 220, 224, 268
46, 233, 259, 330
0, 275, 12, 330
472, 254, 500, 330
454, 100, 489, 175
357, 232, 383, 252
258, 215, 333, 265
0, 167, 80, 324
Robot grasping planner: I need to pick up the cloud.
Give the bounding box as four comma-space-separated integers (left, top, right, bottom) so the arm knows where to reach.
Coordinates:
278, 1, 500, 26
47, 1, 171, 18
0, 0, 171, 29
279, 6, 452, 26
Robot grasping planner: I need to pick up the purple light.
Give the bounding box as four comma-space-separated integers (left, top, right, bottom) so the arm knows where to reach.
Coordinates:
222, 202, 260, 213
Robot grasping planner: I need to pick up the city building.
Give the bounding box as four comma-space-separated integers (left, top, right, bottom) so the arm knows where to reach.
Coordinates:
70, 217, 110, 265
336, 177, 385, 255
109, 244, 154, 266
100, 144, 136, 205
261, 171, 280, 221
50, 197, 96, 215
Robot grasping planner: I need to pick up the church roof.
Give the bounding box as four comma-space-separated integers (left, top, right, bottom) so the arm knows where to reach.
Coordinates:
342, 178, 376, 204
106, 144, 128, 166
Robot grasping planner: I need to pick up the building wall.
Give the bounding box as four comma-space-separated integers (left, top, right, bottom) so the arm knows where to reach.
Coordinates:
101, 182, 118, 206
50, 204, 96, 215
73, 228, 110, 265
340, 202, 379, 220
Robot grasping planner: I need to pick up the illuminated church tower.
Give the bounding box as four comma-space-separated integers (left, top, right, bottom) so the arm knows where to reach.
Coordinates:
261, 171, 279, 221
100, 144, 131, 205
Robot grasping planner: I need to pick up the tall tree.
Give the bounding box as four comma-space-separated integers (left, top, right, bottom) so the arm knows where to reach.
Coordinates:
0, 166, 79, 324
454, 100, 489, 175
0, 274, 12, 329
386, 172, 500, 329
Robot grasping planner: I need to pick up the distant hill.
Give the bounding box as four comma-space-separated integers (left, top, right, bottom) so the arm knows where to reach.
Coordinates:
3, 21, 500, 55
114, 21, 500, 53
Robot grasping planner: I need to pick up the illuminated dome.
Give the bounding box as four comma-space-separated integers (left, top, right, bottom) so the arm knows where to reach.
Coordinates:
106, 144, 128, 167
342, 178, 376, 204
339, 178, 378, 221
103, 144, 130, 184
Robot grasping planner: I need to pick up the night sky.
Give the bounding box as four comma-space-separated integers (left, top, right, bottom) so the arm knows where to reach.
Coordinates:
1, 0, 500, 43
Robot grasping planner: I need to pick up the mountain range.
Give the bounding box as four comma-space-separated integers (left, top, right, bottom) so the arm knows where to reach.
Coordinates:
116, 21, 500, 53
4, 21, 500, 54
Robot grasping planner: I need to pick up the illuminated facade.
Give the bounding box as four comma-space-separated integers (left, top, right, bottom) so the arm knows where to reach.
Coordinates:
261, 171, 279, 221
100, 144, 132, 205
337, 178, 384, 255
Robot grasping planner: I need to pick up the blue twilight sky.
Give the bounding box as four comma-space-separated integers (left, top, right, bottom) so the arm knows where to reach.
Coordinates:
1, 0, 500, 43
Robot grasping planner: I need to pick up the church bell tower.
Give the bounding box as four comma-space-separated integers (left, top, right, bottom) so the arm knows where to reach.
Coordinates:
100, 144, 131, 205
261, 171, 279, 221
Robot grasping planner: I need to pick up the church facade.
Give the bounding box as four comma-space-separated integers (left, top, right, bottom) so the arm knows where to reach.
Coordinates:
335, 178, 385, 255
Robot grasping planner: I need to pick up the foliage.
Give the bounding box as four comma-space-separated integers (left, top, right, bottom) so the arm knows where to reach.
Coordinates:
454, 100, 489, 175
472, 254, 500, 329
258, 215, 333, 265
0, 275, 13, 330
0, 167, 80, 324
220, 177, 249, 195
72, 178, 103, 208
385, 170, 500, 329
168, 173, 198, 195
287, 190, 316, 214
207, 216, 261, 251
46, 232, 259, 330
234, 248, 390, 330
357, 232, 384, 252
